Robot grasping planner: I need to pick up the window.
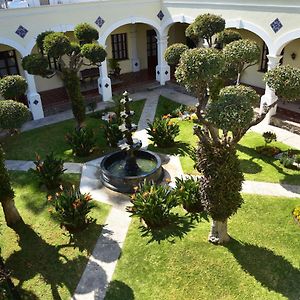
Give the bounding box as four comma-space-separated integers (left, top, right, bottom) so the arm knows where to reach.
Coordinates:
259, 42, 269, 72
0, 50, 19, 78
111, 33, 128, 60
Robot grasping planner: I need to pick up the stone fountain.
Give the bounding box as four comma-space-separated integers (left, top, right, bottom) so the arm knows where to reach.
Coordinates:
100, 91, 163, 193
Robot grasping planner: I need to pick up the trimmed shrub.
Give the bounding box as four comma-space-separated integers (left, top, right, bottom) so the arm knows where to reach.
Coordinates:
263, 131, 277, 146
81, 43, 107, 65
215, 29, 242, 48
50, 185, 95, 232
0, 100, 30, 132
22, 54, 50, 77
147, 116, 180, 148
164, 43, 188, 66
31, 152, 66, 190
127, 181, 177, 228
65, 127, 96, 157
74, 23, 99, 43
0, 75, 28, 100
43, 32, 71, 58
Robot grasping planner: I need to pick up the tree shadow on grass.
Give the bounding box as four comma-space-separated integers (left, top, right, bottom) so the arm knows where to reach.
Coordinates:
226, 238, 300, 300
148, 141, 193, 158
104, 280, 134, 300
239, 159, 262, 174
7, 221, 110, 299
139, 215, 196, 244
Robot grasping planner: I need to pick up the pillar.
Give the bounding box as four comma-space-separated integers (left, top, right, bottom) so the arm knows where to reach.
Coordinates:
156, 34, 170, 85
260, 55, 282, 124
129, 26, 140, 72
98, 58, 112, 102
24, 71, 44, 120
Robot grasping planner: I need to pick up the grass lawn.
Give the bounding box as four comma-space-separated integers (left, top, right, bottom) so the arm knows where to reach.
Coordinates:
155, 95, 183, 118
149, 96, 300, 184
105, 194, 300, 300
1, 99, 145, 163
0, 171, 111, 300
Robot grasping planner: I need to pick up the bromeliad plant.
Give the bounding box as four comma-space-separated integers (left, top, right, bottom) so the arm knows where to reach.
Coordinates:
32, 152, 66, 190
174, 176, 205, 216
65, 127, 96, 157
127, 181, 178, 229
147, 116, 180, 148
50, 185, 95, 232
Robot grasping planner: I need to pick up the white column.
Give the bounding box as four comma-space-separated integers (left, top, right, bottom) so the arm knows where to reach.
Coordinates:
98, 58, 112, 102
129, 26, 140, 72
156, 34, 170, 85
260, 55, 282, 124
24, 71, 44, 120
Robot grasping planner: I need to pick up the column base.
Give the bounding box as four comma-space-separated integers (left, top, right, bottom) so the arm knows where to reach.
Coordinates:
156, 64, 170, 85
98, 77, 112, 102
27, 92, 44, 120
131, 59, 140, 72
260, 94, 277, 124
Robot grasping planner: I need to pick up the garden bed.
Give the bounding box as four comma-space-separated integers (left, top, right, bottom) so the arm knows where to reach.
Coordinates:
0, 171, 111, 300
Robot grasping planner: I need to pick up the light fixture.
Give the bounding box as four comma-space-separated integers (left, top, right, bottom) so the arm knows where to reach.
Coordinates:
291, 52, 297, 60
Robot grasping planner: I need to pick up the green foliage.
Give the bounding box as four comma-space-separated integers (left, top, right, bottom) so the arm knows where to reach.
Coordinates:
174, 176, 204, 214
206, 85, 259, 133
68, 42, 81, 55
43, 32, 71, 58
216, 29, 242, 48
164, 43, 188, 66
0, 145, 14, 203
255, 145, 281, 157
223, 39, 260, 73
175, 48, 224, 93
292, 206, 300, 223
36, 31, 54, 52
74, 23, 99, 44
81, 43, 107, 65
50, 185, 95, 231
31, 152, 66, 190
196, 142, 244, 221
127, 181, 177, 228
263, 131, 277, 146
65, 127, 96, 157
0, 75, 28, 100
147, 117, 180, 148
22, 54, 50, 77
279, 150, 299, 169
187, 14, 225, 46
86, 101, 97, 113
62, 69, 86, 126
264, 65, 300, 101
108, 58, 120, 70
0, 100, 30, 131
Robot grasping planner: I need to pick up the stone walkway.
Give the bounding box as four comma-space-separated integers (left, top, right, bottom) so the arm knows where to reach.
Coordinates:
3, 86, 300, 299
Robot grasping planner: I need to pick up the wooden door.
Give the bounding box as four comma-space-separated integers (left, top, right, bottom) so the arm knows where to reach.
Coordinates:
147, 30, 158, 79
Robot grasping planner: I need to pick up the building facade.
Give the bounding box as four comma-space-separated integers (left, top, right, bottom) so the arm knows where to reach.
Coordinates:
1, 0, 300, 120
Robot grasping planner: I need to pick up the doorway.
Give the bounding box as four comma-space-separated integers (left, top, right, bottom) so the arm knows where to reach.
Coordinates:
147, 30, 157, 79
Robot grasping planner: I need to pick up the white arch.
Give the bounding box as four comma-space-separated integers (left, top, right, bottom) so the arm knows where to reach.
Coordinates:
25, 23, 75, 55
0, 37, 27, 57
226, 19, 274, 52
161, 14, 194, 36
274, 29, 300, 55
98, 17, 161, 45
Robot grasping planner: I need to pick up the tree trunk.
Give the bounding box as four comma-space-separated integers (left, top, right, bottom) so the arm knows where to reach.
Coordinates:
63, 70, 86, 128
208, 219, 230, 244
1, 197, 22, 227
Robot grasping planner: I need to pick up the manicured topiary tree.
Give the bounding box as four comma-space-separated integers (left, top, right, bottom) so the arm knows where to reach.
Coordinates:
22, 23, 107, 127
0, 75, 28, 101
164, 43, 188, 66
165, 14, 277, 244
223, 39, 260, 84
0, 100, 30, 133
0, 145, 22, 226
215, 29, 242, 49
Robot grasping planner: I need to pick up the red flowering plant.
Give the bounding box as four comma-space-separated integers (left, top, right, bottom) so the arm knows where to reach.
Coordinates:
49, 185, 95, 232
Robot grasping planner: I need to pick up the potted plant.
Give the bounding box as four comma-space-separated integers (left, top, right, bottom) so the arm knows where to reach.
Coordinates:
108, 58, 121, 78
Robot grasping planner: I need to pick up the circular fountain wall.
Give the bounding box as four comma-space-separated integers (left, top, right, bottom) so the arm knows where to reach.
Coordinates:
100, 150, 163, 193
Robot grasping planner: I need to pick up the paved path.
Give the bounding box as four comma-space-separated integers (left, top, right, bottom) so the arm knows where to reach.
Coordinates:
3, 87, 300, 300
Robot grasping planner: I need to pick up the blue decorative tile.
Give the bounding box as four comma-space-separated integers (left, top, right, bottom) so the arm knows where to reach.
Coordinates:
270, 18, 283, 33
33, 99, 39, 105
157, 10, 164, 21
95, 16, 105, 28
105, 83, 109, 88
15, 25, 28, 38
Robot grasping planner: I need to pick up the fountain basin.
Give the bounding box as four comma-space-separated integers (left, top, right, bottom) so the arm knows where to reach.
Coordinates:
100, 150, 163, 193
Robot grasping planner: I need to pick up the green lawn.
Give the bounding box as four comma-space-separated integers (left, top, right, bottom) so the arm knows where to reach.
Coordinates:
1, 99, 145, 163
155, 95, 183, 118
0, 171, 111, 300
105, 194, 300, 300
